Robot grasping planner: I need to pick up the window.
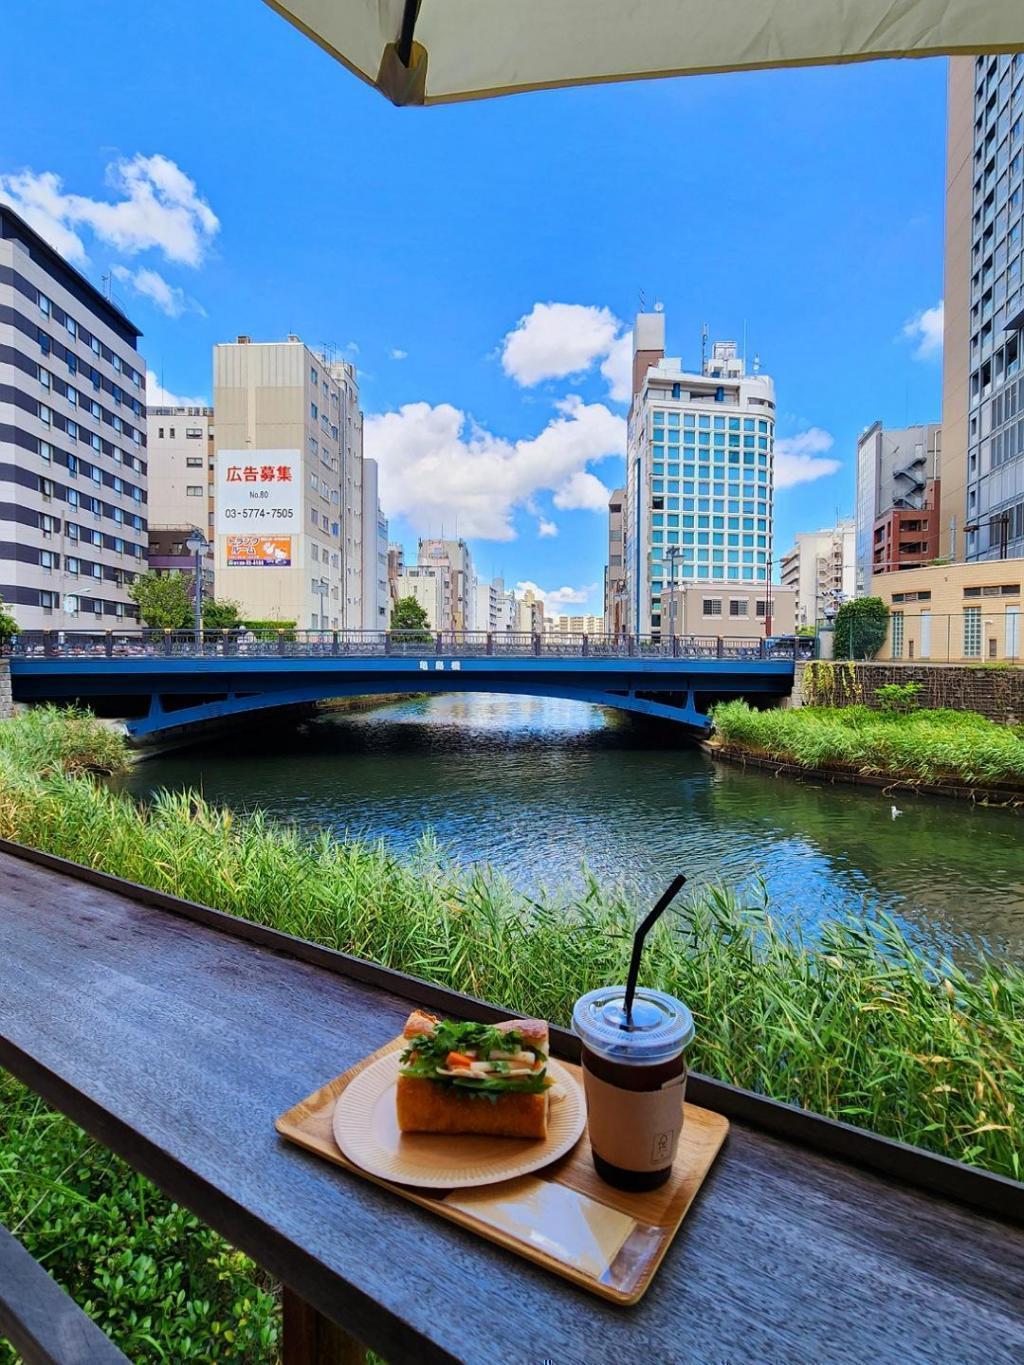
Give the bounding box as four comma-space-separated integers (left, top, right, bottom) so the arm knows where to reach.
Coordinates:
158, 427, 164, 439
38, 292, 51, 315
186, 485, 203, 496
729, 599, 748, 617
702, 598, 722, 616
755, 600, 768, 617
186, 456, 203, 468
186, 428, 202, 439
891, 610, 904, 659
964, 606, 982, 658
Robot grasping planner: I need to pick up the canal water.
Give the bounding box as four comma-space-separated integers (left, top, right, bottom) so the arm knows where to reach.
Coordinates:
121, 694, 1024, 963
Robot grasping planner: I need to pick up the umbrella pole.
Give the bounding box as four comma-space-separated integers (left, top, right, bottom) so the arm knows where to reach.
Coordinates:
396, 0, 421, 68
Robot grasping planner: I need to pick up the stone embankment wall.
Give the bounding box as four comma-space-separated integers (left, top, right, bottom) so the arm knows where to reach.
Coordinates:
0, 659, 12, 720
790, 660, 1024, 725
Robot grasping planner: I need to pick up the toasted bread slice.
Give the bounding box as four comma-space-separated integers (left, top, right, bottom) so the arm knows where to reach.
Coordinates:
396, 1075, 548, 1138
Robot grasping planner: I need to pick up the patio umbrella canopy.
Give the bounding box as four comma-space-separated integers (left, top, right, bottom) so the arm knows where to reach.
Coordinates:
263, 0, 1024, 106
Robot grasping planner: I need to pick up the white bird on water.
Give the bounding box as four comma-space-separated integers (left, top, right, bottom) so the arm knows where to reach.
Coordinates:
891, 804, 903, 819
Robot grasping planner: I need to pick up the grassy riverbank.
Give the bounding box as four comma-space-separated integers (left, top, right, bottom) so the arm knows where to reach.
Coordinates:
2, 707, 1023, 1359
711, 699, 1024, 789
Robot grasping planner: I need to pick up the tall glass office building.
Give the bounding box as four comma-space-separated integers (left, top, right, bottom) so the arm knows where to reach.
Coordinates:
623, 313, 775, 635
942, 53, 1024, 561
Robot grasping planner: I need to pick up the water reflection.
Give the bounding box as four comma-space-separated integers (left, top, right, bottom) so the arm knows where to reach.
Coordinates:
121, 694, 1024, 963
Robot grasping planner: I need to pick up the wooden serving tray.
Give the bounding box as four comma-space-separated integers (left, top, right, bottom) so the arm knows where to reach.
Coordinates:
276, 1039, 728, 1305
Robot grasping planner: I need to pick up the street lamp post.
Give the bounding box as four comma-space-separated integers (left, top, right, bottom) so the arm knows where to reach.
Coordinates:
664, 544, 681, 638
185, 529, 208, 648
319, 577, 329, 633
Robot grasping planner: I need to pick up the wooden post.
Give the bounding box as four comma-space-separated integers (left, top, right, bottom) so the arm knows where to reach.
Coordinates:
282, 1289, 366, 1365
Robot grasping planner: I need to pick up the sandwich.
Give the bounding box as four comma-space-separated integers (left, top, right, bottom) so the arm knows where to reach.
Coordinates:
396, 1010, 552, 1139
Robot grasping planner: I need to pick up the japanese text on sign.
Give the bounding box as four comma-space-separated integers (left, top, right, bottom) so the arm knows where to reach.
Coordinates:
216, 449, 301, 536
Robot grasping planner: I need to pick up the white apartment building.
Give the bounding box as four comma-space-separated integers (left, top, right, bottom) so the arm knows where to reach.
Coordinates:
394, 563, 448, 630
418, 538, 476, 629
147, 405, 215, 586
514, 586, 545, 633
780, 518, 856, 626
1, 205, 148, 630
624, 313, 776, 636
360, 457, 388, 630
545, 613, 605, 635
475, 576, 517, 633
212, 336, 365, 629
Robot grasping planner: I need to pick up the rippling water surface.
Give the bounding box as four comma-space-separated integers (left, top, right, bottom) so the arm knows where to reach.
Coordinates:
121, 694, 1024, 962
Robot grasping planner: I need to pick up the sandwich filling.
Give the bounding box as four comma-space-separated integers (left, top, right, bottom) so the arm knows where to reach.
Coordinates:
400, 1016, 551, 1100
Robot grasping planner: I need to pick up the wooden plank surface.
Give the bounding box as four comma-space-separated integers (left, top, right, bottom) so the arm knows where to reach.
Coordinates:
1, 851, 1023, 1364
0, 1223, 130, 1364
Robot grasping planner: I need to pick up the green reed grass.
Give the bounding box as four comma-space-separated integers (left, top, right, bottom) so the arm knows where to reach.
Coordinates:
1, 708, 1022, 1360
0, 708, 1021, 1179
711, 699, 1024, 788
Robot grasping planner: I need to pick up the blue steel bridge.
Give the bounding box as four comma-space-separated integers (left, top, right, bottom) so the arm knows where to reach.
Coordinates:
4, 629, 801, 742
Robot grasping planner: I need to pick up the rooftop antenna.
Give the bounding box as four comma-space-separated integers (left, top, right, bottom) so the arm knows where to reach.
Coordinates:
700, 323, 709, 370
742, 319, 747, 369
639, 288, 647, 312
752, 353, 761, 374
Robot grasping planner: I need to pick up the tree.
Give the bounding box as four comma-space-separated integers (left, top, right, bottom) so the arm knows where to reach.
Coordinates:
390, 595, 433, 641
834, 597, 889, 660
203, 598, 242, 630
128, 571, 192, 629
0, 594, 16, 641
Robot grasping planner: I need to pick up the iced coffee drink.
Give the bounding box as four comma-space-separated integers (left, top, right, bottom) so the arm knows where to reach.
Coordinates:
572, 986, 695, 1191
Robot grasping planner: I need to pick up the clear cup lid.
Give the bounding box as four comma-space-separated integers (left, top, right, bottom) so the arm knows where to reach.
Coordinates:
572, 986, 695, 1063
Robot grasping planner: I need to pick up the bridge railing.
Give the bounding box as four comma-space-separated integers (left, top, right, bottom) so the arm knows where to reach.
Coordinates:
3, 628, 808, 662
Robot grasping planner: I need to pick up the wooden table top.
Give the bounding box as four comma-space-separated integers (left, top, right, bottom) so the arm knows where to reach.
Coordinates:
1, 848, 1023, 1365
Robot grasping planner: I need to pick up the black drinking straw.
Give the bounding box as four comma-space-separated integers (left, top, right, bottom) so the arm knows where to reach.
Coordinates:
623, 874, 687, 1026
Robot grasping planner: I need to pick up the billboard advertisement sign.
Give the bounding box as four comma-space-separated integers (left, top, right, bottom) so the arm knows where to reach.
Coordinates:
216, 449, 301, 534
225, 535, 292, 567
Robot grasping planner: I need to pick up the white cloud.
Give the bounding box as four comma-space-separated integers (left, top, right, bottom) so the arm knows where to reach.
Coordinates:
365, 394, 625, 541
0, 155, 218, 267
515, 580, 597, 607
389, 348, 408, 361
600, 330, 633, 403
775, 428, 842, 489
145, 370, 208, 407
112, 264, 189, 317
537, 518, 559, 537
552, 470, 611, 512
502, 302, 620, 384
902, 301, 944, 361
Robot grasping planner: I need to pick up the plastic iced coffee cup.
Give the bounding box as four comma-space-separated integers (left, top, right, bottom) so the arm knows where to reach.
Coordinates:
572, 986, 695, 1191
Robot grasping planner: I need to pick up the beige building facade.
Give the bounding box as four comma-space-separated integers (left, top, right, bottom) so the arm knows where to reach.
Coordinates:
941, 56, 1024, 564
394, 564, 449, 631
662, 581, 795, 639
147, 406, 215, 586
874, 558, 1023, 662
780, 519, 856, 627
212, 337, 364, 629
418, 538, 475, 629
940, 56, 974, 562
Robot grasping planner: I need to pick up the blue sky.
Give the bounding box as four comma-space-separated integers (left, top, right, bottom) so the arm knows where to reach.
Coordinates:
1, 0, 947, 613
